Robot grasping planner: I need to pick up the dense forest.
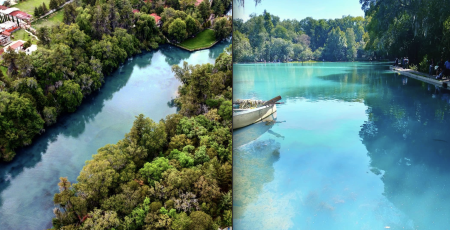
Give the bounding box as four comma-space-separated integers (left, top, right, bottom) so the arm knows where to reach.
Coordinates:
51, 46, 232, 229
233, 12, 372, 63
0, 0, 231, 162
359, 0, 450, 72
234, 0, 450, 72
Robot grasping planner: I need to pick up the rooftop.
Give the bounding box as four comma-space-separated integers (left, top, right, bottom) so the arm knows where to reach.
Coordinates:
10, 41, 23, 49
0, 7, 19, 15
149, 13, 161, 23
10, 11, 32, 19
132, 9, 139, 13
0, 21, 17, 28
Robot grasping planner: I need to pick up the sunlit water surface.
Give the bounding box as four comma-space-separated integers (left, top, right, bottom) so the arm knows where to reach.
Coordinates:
233, 62, 450, 230
0, 40, 230, 229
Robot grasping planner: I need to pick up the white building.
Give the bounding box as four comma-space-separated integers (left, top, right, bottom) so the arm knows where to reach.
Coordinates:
4, 40, 24, 53
25, 44, 37, 55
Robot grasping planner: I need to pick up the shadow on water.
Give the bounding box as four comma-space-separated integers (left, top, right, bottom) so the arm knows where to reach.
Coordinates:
233, 138, 281, 219
233, 112, 285, 219
159, 38, 231, 66
358, 73, 450, 227
209, 37, 231, 59
233, 112, 279, 148
306, 63, 450, 227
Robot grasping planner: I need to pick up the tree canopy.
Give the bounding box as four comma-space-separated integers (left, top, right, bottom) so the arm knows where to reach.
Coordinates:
233, 12, 370, 63
51, 47, 232, 229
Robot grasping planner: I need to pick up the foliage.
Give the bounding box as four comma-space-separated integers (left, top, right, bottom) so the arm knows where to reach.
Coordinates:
233, 12, 369, 62
360, 0, 450, 64
169, 18, 187, 42
0, 91, 44, 161
171, 48, 232, 116
419, 55, 429, 73
140, 157, 173, 186
213, 17, 231, 41
1, 0, 167, 161
51, 49, 232, 229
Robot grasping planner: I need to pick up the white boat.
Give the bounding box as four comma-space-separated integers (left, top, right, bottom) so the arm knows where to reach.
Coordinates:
233, 104, 277, 129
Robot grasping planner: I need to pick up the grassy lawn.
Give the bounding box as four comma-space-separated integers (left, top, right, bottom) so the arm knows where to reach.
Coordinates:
13, 0, 51, 15
11, 29, 38, 44
32, 9, 64, 29
179, 29, 217, 50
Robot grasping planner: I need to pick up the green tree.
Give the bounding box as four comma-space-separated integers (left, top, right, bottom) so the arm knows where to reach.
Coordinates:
198, 0, 210, 21
345, 28, 357, 61
273, 24, 288, 40
213, 17, 231, 41
56, 80, 83, 112
0, 91, 44, 161
263, 10, 274, 38
169, 18, 187, 42
42, 2, 48, 14
34, 7, 40, 17
139, 157, 173, 186
233, 31, 254, 62
49, 0, 58, 10
324, 27, 347, 61
189, 211, 214, 230
185, 15, 198, 37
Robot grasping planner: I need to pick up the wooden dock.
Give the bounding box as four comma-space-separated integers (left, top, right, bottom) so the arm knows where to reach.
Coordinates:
389, 66, 450, 88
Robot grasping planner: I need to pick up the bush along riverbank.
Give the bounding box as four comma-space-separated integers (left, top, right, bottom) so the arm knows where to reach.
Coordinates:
0, 0, 231, 162
51, 46, 232, 230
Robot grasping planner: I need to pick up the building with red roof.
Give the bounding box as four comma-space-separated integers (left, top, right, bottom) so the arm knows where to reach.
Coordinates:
10, 40, 23, 50
10, 11, 32, 22
132, 9, 139, 13
149, 13, 162, 26
0, 32, 9, 45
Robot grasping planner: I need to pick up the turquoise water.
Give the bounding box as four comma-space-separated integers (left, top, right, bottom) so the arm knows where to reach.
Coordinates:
233, 62, 450, 230
0, 40, 230, 229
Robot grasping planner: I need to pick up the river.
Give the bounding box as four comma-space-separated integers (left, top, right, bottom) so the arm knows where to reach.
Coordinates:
0, 40, 230, 229
233, 62, 450, 230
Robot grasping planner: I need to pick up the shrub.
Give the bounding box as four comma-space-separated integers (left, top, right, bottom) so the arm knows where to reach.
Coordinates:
419, 55, 428, 73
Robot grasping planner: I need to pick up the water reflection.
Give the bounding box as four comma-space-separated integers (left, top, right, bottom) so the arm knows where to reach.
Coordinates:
234, 62, 450, 229
233, 112, 278, 148
0, 41, 230, 229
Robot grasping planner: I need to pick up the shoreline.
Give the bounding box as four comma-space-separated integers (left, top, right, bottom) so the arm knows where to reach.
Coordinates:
3, 41, 228, 162
389, 66, 450, 88
233, 60, 384, 64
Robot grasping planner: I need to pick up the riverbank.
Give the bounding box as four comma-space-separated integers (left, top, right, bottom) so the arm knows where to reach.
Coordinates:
389, 66, 450, 88
166, 30, 228, 52
0, 42, 231, 229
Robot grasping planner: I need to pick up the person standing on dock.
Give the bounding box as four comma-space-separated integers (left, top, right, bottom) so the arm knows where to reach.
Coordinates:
438, 58, 445, 75
402, 57, 405, 68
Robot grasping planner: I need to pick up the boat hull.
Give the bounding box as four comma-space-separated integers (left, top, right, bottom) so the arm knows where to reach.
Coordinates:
233, 104, 277, 129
